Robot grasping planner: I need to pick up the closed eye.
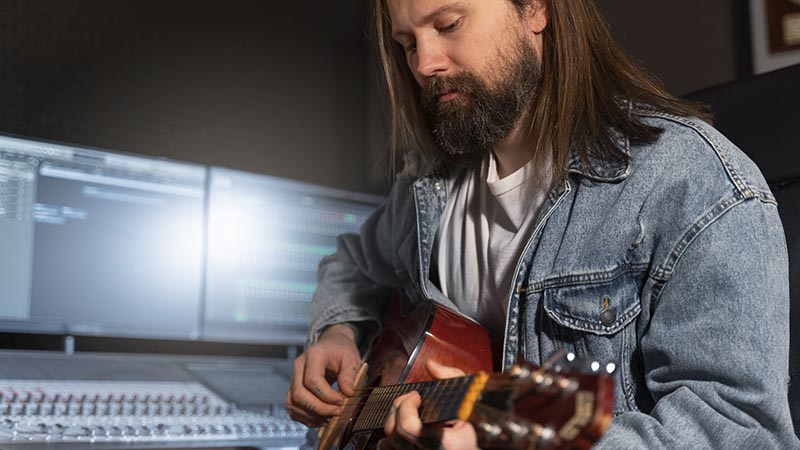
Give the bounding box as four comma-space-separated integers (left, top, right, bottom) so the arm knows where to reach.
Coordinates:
438, 18, 462, 33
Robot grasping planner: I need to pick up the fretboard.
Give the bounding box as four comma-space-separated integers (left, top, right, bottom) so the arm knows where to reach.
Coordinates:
352, 375, 475, 432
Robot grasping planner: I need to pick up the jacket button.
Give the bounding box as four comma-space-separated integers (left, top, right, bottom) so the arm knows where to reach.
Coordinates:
601, 308, 617, 327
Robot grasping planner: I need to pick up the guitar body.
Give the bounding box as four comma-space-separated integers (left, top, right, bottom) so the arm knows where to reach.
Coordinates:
367, 299, 495, 385
318, 299, 614, 450
321, 299, 494, 450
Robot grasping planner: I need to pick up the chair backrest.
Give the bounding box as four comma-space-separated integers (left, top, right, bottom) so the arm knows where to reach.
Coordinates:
774, 181, 800, 437
687, 63, 800, 438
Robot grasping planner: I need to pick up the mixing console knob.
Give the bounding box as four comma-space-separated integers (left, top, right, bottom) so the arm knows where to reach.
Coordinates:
62, 425, 92, 438
163, 424, 183, 436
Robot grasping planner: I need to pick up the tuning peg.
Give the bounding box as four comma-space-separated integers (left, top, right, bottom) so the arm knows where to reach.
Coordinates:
538, 426, 556, 441
477, 421, 503, 441
531, 372, 555, 389
505, 421, 529, 441
509, 364, 532, 379
556, 376, 579, 393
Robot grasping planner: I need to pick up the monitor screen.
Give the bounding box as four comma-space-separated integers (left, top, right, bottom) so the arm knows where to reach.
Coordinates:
203, 168, 383, 345
0, 134, 207, 340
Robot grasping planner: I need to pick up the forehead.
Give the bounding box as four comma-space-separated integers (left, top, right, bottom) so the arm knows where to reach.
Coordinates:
386, 0, 520, 36
386, 0, 472, 30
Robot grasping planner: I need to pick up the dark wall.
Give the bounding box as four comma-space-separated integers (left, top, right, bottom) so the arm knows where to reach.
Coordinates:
598, 0, 747, 96
0, 0, 377, 192
0, 0, 749, 192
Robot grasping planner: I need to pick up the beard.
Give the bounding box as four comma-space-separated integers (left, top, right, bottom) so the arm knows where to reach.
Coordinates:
420, 35, 541, 159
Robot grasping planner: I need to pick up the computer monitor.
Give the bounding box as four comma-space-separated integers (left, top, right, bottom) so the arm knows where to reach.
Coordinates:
203, 167, 383, 345
0, 134, 207, 340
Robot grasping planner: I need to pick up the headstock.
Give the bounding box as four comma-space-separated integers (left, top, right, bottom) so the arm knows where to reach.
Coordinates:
465, 355, 614, 450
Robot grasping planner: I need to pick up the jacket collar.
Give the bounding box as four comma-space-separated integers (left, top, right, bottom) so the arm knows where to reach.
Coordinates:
566, 130, 631, 183
417, 126, 633, 184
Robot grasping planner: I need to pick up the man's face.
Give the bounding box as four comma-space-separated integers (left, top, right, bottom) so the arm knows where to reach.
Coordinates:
387, 0, 546, 156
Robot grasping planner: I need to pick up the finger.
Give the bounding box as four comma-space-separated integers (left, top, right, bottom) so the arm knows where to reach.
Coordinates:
303, 349, 346, 404
426, 359, 466, 379
336, 356, 362, 397
384, 391, 418, 436
289, 355, 342, 419
383, 403, 398, 436
285, 401, 328, 428
393, 391, 423, 442
440, 420, 479, 450
285, 392, 327, 426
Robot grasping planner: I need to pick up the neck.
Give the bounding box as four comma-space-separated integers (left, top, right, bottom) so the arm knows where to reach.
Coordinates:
351, 376, 475, 432
491, 117, 537, 179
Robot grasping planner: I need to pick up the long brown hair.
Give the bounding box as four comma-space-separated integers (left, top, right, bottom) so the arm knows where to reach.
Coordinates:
374, 0, 711, 178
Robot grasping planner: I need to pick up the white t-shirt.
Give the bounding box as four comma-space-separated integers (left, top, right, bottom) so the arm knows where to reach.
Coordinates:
434, 152, 552, 337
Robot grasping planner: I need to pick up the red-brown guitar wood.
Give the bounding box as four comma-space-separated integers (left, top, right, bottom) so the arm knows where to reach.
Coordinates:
318, 299, 614, 450
319, 299, 493, 449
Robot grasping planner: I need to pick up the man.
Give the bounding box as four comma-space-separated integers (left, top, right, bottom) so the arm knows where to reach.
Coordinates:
287, 0, 799, 448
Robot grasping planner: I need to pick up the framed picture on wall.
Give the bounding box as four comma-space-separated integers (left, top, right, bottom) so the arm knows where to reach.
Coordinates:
751, 0, 800, 73
766, 0, 800, 53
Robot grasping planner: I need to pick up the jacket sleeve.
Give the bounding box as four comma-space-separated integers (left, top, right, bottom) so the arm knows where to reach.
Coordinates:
593, 197, 799, 449
307, 176, 417, 348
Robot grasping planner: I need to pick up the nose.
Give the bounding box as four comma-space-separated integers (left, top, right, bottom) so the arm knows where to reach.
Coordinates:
413, 40, 448, 81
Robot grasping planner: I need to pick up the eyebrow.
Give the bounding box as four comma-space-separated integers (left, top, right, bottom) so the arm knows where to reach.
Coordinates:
391, 0, 467, 40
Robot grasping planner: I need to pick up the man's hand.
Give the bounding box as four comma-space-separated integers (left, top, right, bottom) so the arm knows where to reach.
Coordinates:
382, 360, 480, 450
285, 324, 362, 427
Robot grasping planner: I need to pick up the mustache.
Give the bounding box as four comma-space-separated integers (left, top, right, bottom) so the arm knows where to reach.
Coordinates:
421, 73, 475, 101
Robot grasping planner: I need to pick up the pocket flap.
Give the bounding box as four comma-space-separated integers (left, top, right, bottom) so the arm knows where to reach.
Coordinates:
543, 272, 642, 335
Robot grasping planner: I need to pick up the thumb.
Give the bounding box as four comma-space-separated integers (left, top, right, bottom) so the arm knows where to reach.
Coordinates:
336, 352, 362, 397
426, 359, 466, 379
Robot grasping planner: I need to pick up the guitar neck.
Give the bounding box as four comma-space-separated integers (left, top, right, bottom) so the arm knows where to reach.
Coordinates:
352, 374, 484, 432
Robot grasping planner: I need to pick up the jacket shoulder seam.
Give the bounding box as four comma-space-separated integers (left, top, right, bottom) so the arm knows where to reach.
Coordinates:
633, 110, 769, 201
649, 195, 759, 292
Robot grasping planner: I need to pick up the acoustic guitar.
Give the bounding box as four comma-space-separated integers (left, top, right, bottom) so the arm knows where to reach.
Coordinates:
318, 300, 614, 449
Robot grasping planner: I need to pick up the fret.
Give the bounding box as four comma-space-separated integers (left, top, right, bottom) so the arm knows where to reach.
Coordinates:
352, 376, 475, 432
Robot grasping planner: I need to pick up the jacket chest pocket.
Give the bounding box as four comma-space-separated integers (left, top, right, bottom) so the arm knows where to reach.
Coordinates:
541, 271, 644, 414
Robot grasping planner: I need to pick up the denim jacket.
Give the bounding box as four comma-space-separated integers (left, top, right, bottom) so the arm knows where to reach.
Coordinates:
308, 110, 799, 449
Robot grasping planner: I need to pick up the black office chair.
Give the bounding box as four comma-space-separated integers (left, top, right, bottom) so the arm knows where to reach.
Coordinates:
687, 63, 800, 438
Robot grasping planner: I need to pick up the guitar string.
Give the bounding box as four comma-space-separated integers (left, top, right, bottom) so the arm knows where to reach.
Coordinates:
348, 377, 475, 429
343, 373, 580, 430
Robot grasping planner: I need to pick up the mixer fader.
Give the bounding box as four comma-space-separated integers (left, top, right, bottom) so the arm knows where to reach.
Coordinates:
0, 379, 307, 447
